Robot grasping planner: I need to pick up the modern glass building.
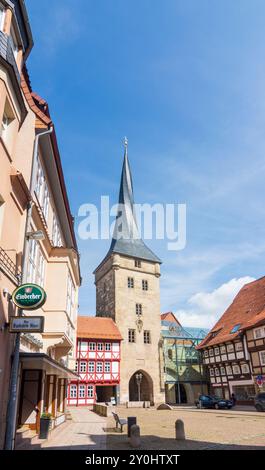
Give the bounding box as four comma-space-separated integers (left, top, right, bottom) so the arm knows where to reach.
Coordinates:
161, 316, 209, 404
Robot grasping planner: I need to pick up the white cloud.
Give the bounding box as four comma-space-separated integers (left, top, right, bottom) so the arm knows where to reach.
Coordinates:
173, 276, 255, 329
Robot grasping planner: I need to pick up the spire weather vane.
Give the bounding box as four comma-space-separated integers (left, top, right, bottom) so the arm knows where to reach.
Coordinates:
123, 136, 128, 150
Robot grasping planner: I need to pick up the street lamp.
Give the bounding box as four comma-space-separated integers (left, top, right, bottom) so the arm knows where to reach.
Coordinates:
135, 373, 143, 402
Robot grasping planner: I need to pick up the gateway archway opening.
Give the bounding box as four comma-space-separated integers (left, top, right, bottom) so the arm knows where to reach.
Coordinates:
129, 370, 154, 405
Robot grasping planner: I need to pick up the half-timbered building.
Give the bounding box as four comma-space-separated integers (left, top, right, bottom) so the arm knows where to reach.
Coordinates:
68, 316, 122, 406
198, 277, 265, 404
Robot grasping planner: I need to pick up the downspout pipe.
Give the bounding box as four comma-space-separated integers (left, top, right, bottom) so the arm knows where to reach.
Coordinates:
4, 125, 53, 451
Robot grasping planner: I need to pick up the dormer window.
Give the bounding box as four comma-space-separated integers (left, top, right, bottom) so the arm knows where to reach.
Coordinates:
0, 4, 5, 31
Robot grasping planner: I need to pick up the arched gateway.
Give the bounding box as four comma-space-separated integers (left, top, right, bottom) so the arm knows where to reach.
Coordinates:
129, 370, 154, 404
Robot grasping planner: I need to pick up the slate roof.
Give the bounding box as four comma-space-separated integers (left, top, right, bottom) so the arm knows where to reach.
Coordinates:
106, 144, 161, 264
197, 276, 265, 349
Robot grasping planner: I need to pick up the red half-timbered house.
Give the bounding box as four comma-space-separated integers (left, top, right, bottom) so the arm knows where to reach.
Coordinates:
67, 317, 122, 406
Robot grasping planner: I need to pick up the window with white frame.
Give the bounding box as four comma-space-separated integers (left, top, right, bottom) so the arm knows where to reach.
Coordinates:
254, 327, 265, 340
209, 369, 214, 377
220, 345, 226, 354
97, 343, 103, 351
214, 347, 220, 356
220, 367, 226, 376
259, 351, 265, 366
104, 362, 111, 373
74, 361, 78, 373
0, 4, 5, 31
226, 365, 232, 375
209, 349, 214, 356
27, 240, 45, 287
66, 271, 75, 320
88, 362, 95, 373
96, 362, 103, 373
227, 344, 234, 353
79, 384, 86, 398
89, 342, 96, 351
87, 386, 94, 398
232, 364, 241, 375
215, 368, 220, 376
35, 158, 50, 222
52, 213, 63, 247
235, 342, 243, 352
69, 384, 77, 398
105, 343, 111, 351
241, 364, 249, 374
204, 350, 209, 358
79, 362, 87, 373
0, 112, 11, 143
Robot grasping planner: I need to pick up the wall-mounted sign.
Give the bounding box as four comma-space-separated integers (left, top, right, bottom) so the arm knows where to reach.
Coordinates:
9, 316, 45, 333
256, 375, 265, 387
12, 284, 47, 311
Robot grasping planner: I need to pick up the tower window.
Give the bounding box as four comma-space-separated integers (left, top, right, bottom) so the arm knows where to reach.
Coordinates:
142, 280, 148, 291
135, 259, 141, 268
136, 304, 142, 316
144, 331, 151, 344
128, 277, 134, 288
128, 329, 136, 343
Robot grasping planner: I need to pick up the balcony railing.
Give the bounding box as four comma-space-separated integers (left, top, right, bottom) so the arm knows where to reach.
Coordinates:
0, 246, 21, 285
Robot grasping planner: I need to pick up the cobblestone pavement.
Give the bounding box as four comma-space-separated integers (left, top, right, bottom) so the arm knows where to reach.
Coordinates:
20, 408, 107, 450
18, 406, 265, 450
106, 406, 265, 450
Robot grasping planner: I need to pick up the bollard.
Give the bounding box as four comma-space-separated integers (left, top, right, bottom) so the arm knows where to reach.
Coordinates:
128, 417, 137, 437
175, 419, 186, 440
130, 424, 141, 448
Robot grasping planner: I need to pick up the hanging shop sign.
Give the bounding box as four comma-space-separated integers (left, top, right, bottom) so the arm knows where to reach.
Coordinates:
9, 316, 45, 333
12, 284, 47, 311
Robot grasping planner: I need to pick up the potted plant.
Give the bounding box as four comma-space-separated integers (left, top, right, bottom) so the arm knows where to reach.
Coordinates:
39, 412, 52, 440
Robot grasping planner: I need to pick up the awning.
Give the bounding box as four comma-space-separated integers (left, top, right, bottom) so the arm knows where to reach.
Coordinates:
19, 353, 79, 380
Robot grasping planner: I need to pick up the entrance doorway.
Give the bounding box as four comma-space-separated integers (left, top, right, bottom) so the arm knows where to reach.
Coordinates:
96, 385, 116, 403
175, 383, 187, 404
129, 370, 154, 404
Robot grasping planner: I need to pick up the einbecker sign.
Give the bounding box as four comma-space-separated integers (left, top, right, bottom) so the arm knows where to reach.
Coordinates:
12, 284, 47, 311
9, 316, 45, 333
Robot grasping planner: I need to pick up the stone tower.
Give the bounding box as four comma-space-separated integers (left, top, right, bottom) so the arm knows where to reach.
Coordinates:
94, 140, 164, 404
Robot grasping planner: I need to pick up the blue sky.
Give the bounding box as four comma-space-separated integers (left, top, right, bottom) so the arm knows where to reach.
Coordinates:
26, 0, 265, 327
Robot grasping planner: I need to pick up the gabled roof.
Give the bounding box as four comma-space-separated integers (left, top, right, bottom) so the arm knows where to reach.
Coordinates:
161, 312, 181, 325
197, 276, 265, 349
105, 142, 161, 264
77, 316, 123, 341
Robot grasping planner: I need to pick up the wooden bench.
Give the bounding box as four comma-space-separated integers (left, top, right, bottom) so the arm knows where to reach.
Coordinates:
112, 412, 127, 433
